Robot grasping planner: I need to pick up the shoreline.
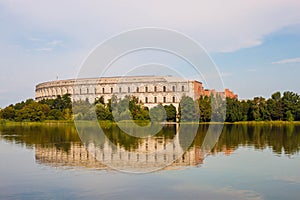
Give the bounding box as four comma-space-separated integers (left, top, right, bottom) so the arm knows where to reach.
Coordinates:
1, 119, 300, 126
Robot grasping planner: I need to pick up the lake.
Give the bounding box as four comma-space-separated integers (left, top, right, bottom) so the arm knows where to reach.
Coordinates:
0, 123, 299, 200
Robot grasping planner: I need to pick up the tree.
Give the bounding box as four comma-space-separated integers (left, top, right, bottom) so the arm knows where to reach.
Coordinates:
149, 104, 166, 122
267, 92, 283, 120
211, 94, 226, 122
198, 96, 211, 122
286, 110, 294, 122
282, 91, 300, 120
48, 109, 64, 120
226, 98, 243, 122
248, 97, 270, 121
0, 106, 16, 120
164, 104, 177, 122
179, 96, 199, 122
94, 96, 105, 105
15, 102, 50, 121
95, 103, 112, 120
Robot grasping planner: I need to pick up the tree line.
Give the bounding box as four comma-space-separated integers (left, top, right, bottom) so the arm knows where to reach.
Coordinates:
0, 91, 299, 122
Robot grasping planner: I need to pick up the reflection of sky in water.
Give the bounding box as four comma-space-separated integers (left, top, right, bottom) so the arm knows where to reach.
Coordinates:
0, 125, 300, 200
1, 141, 300, 200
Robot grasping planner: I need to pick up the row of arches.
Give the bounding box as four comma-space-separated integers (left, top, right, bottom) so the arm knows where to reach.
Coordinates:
36, 83, 189, 101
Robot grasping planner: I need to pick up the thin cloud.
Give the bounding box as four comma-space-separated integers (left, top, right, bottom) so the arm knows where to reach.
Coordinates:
47, 40, 63, 47
2, 0, 300, 52
247, 69, 257, 72
34, 48, 53, 52
28, 37, 45, 42
272, 57, 300, 64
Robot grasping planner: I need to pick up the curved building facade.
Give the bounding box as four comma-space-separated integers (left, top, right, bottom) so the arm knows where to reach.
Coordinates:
35, 76, 237, 109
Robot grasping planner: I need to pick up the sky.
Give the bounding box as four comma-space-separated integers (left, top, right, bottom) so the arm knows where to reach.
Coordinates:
0, 0, 300, 107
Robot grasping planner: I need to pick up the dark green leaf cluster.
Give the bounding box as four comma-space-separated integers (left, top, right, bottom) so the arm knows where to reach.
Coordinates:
225, 91, 300, 122
0, 94, 72, 121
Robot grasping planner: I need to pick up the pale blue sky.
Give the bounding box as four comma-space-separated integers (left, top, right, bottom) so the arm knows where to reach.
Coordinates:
0, 0, 300, 107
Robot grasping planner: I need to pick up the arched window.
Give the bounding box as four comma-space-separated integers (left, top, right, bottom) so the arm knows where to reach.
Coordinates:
111, 88, 113, 93
163, 97, 166, 103
172, 86, 175, 92
128, 87, 130, 93
172, 96, 175, 103
145, 97, 148, 103
182, 85, 184, 92
87, 88, 89, 94
163, 86, 166, 92
145, 86, 148, 92
154, 86, 157, 92
102, 88, 105, 93
154, 97, 157, 103
136, 87, 139, 92
119, 87, 121, 93
80, 88, 82, 94
94, 88, 97, 94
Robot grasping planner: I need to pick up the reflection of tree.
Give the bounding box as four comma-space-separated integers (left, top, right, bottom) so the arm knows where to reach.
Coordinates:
1, 124, 300, 156
210, 124, 300, 155
102, 125, 176, 151
178, 124, 199, 151
0, 123, 80, 151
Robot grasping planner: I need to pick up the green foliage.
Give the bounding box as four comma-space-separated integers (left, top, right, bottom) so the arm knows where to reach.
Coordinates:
179, 95, 199, 122
211, 94, 226, 122
164, 104, 177, 122
149, 104, 167, 122
286, 111, 294, 122
0, 95, 72, 122
0, 106, 16, 120
15, 102, 50, 121
95, 103, 112, 120
1, 90, 300, 122
48, 109, 64, 120
111, 96, 150, 121
226, 98, 243, 122
198, 96, 211, 122
40, 94, 72, 111
224, 91, 300, 122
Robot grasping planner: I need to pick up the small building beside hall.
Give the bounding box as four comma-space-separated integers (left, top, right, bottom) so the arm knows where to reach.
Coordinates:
35, 75, 237, 109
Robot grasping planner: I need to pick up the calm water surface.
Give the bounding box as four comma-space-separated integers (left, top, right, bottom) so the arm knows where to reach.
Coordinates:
0, 123, 300, 200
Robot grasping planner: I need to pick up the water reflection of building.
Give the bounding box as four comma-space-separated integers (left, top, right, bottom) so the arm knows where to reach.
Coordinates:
35, 137, 205, 171
35, 138, 235, 171
35, 143, 107, 169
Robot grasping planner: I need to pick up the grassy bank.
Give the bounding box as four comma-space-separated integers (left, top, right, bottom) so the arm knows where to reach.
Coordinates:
232, 121, 300, 125
1, 119, 300, 126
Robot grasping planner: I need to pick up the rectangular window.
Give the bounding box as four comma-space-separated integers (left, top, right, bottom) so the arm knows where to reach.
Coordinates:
154, 97, 157, 103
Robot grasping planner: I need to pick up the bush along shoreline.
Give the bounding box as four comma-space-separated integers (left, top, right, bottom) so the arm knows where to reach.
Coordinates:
0, 91, 299, 123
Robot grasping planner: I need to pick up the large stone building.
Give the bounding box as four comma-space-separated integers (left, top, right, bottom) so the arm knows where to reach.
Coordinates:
35, 76, 237, 109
